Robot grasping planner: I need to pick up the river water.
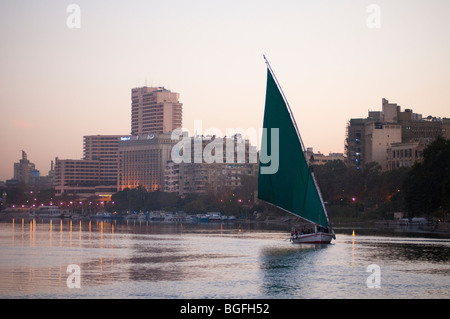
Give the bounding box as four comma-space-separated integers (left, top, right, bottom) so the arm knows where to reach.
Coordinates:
0, 218, 449, 299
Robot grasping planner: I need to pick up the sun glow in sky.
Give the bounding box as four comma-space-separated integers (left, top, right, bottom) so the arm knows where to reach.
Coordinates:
1, 0, 450, 180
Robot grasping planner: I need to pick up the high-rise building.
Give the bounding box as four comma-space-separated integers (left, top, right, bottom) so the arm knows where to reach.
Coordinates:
117, 134, 177, 192
131, 87, 183, 136
13, 151, 36, 184
53, 85, 185, 197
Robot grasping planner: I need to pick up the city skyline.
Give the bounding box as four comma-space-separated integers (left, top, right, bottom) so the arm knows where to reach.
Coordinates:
1, 0, 450, 181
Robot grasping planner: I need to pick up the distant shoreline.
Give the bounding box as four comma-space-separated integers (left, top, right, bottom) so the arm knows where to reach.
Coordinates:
1, 211, 449, 238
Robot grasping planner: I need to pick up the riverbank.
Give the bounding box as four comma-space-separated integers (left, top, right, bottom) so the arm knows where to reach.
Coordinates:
2, 210, 450, 238
258, 215, 450, 238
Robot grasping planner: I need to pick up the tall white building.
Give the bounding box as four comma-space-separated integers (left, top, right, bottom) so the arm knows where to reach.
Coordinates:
131, 87, 183, 135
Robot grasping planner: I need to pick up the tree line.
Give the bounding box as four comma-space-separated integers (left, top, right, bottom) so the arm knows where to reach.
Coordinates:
109, 174, 259, 217
314, 136, 449, 222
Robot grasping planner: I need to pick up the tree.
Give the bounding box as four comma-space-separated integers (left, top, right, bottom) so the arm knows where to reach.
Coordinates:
145, 190, 178, 211
184, 199, 206, 214
314, 159, 410, 219
314, 160, 350, 204
404, 136, 450, 218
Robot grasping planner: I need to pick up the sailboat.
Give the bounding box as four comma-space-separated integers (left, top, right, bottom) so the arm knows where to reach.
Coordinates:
258, 56, 336, 244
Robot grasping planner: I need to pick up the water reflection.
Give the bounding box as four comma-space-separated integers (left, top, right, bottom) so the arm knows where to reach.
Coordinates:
260, 245, 332, 298
359, 239, 450, 263
0, 218, 122, 296
1, 219, 449, 298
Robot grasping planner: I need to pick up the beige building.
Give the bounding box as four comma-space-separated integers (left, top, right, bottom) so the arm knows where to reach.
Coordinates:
365, 122, 402, 170
381, 98, 400, 123
54, 159, 101, 198
386, 139, 429, 170
117, 134, 177, 191
131, 87, 183, 135
54, 135, 125, 199
305, 148, 345, 165
346, 98, 449, 171
83, 135, 123, 187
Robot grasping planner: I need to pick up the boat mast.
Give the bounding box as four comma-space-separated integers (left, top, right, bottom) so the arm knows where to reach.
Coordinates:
262, 55, 333, 230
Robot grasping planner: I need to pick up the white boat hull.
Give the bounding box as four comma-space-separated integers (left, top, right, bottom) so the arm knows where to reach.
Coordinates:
291, 232, 334, 244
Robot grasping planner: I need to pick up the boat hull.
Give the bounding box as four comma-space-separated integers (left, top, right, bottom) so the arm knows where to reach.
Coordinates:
291, 232, 334, 244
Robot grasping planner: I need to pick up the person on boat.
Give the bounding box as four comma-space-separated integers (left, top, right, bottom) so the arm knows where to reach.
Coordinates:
290, 228, 295, 241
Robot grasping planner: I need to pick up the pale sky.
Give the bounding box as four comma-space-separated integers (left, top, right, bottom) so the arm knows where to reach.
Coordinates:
1, 0, 450, 181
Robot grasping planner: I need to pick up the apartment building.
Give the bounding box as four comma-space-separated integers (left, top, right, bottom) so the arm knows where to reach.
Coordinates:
164, 135, 258, 196
346, 98, 449, 170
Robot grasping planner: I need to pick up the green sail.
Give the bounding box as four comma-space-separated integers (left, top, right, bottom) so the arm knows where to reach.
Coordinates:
258, 68, 329, 227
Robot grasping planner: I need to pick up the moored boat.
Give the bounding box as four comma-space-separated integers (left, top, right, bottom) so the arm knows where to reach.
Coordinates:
208, 212, 222, 222
30, 206, 63, 219
198, 214, 209, 222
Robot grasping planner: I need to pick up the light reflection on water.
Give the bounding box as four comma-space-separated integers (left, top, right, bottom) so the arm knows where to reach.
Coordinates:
0, 219, 449, 299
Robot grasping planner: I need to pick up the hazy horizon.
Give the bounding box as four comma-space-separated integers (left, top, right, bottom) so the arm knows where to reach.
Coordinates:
1, 0, 450, 181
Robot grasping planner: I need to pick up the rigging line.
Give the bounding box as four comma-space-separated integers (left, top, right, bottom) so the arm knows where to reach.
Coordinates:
259, 199, 319, 226
311, 171, 334, 232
